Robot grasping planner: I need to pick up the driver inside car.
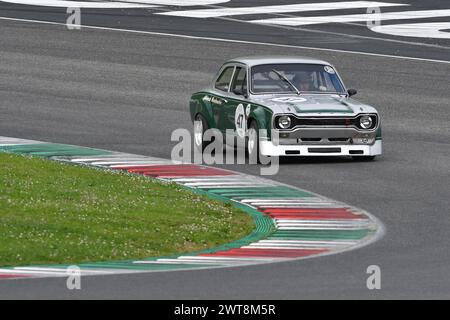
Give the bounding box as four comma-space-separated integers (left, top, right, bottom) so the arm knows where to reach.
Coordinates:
293, 72, 317, 92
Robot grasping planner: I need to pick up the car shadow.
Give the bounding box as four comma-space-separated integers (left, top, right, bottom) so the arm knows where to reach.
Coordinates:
278, 156, 354, 165
197, 148, 377, 166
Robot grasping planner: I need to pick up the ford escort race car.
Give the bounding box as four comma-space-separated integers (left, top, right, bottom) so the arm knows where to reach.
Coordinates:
190, 56, 382, 161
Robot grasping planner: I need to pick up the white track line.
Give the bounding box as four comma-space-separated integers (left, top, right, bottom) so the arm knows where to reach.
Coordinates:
242, 244, 332, 250
0, 16, 449, 65
90, 161, 171, 166
0, 0, 231, 7
141, 260, 231, 265
72, 157, 163, 162
14, 267, 113, 274
240, 199, 327, 203
0, 268, 108, 276
0, 137, 42, 145
134, 256, 283, 265
0, 269, 68, 276
184, 182, 277, 187
277, 226, 369, 230
0, 0, 156, 8
172, 177, 245, 182
372, 22, 450, 39
256, 239, 357, 246
247, 201, 340, 205
175, 256, 282, 261
178, 180, 277, 185
251, 9, 450, 26
70, 155, 149, 161
276, 219, 370, 225
158, 1, 407, 18
154, 259, 258, 265
276, 224, 370, 229
254, 204, 346, 208
117, 0, 231, 5
161, 175, 235, 180
110, 163, 177, 168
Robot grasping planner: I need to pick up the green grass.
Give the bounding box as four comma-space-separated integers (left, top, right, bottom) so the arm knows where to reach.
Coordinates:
0, 153, 254, 267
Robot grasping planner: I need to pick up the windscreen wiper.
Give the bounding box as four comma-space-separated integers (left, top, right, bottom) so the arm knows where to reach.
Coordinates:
271, 69, 301, 95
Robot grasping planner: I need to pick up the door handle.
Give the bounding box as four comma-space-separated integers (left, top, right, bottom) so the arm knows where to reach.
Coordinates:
211, 96, 228, 105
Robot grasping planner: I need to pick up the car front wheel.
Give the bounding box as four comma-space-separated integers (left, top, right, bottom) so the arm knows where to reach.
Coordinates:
352, 156, 376, 161
247, 120, 261, 164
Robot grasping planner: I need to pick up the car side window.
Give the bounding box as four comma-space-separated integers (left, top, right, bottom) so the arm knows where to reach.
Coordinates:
215, 66, 235, 92
231, 67, 247, 95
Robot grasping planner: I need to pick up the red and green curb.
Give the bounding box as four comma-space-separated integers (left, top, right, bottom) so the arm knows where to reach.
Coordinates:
0, 137, 384, 279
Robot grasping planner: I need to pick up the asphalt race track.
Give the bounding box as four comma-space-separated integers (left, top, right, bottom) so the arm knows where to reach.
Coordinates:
0, 0, 449, 299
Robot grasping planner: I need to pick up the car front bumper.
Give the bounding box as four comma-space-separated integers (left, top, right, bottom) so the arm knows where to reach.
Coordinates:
260, 139, 382, 157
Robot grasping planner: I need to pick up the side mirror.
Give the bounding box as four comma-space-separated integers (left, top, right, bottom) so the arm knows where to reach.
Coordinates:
347, 88, 357, 97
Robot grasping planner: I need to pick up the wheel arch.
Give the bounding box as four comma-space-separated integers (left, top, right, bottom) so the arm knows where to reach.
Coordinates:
190, 92, 215, 128
247, 104, 273, 140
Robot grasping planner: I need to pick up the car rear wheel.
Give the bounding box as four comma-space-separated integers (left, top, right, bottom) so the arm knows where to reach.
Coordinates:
194, 114, 209, 152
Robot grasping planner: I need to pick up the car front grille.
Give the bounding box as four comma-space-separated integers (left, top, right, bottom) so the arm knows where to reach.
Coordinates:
279, 137, 352, 145
293, 118, 354, 127
274, 114, 378, 131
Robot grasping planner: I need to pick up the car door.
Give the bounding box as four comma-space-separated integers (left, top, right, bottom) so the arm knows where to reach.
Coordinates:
210, 65, 235, 132
224, 65, 249, 145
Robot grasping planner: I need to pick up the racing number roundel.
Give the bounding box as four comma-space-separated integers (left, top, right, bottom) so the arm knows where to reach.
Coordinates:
235, 103, 247, 138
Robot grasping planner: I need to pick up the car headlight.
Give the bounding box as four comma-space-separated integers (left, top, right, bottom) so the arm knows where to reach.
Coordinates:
278, 116, 292, 129
359, 115, 373, 129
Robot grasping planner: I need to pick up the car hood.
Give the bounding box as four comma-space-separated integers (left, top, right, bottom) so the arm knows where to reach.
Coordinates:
250, 94, 377, 116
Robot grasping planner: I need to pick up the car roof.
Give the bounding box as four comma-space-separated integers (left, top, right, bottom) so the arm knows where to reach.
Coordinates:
226, 56, 331, 67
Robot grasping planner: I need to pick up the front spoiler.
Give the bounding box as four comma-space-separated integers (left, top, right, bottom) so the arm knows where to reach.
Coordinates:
260, 140, 382, 157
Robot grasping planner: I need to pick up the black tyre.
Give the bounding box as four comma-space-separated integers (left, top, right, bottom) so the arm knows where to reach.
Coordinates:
193, 114, 209, 152
352, 156, 376, 161
247, 120, 262, 164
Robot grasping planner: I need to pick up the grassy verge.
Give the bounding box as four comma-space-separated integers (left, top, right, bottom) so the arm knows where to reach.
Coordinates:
0, 153, 254, 267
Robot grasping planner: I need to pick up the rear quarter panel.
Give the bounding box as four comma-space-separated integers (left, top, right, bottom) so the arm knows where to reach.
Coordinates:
190, 91, 215, 127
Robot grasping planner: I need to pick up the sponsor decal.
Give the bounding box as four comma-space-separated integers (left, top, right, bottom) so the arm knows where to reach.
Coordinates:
324, 66, 336, 74
211, 96, 225, 105
271, 97, 307, 103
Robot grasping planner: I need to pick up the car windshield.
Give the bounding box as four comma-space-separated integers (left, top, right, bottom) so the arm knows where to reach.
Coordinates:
251, 63, 345, 94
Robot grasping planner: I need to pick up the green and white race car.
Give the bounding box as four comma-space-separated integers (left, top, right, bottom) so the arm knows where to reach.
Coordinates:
190, 56, 382, 161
